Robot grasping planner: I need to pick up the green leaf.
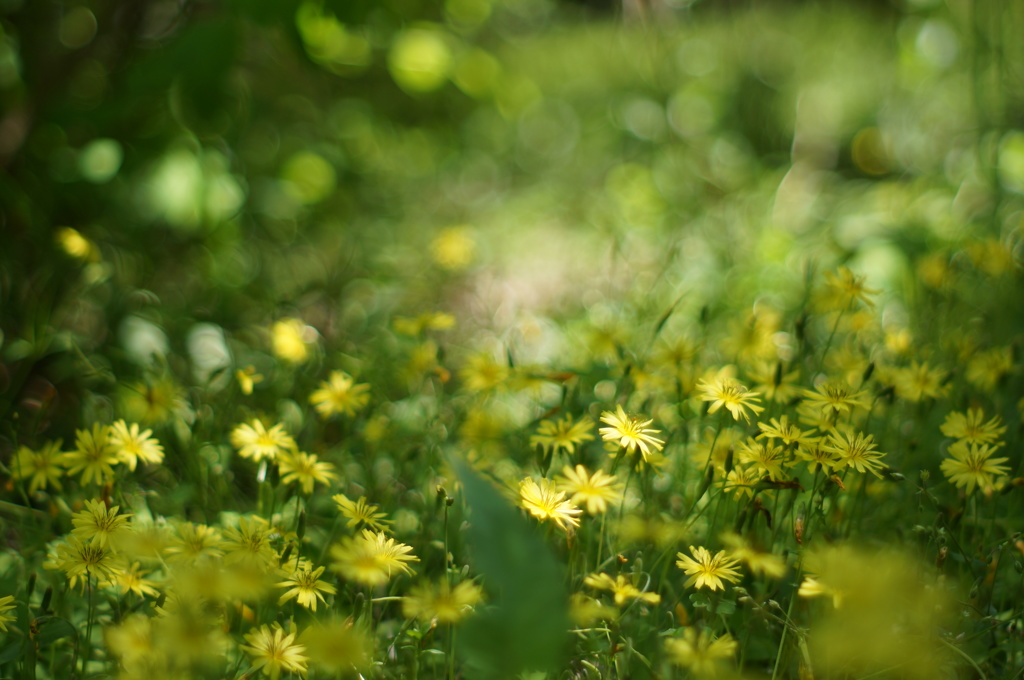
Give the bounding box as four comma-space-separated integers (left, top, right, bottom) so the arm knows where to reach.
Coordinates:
453, 458, 569, 680
0, 641, 23, 664
34, 616, 77, 646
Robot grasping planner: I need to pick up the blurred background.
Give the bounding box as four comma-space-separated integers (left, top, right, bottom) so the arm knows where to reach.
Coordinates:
1, 0, 1022, 430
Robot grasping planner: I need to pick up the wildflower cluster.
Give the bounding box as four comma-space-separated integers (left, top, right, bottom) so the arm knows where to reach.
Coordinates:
2, 5, 1023, 679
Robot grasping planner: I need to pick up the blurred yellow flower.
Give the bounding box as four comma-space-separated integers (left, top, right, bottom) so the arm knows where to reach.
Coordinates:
431, 225, 476, 270
556, 464, 622, 514
333, 493, 391, 532
166, 522, 225, 565
236, 365, 263, 395
278, 450, 337, 494
300, 617, 372, 674
230, 420, 296, 463
272, 318, 314, 364
583, 572, 660, 606
940, 408, 1006, 445
531, 414, 595, 456
819, 266, 880, 310
330, 529, 418, 586
665, 627, 737, 677
0, 595, 15, 632
222, 516, 279, 572
402, 580, 483, 623
10, 440, 65, 494
309, 370, 370, 418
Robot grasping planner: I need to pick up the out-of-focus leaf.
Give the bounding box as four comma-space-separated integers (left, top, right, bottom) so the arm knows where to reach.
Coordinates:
34, 616, 77, 646
453, 458, 569, 680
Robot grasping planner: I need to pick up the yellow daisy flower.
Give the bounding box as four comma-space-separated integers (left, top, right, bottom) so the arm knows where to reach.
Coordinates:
108, 420, 165, 470
530, 414, 595, 456
583, 572, 661, 606
241, 623, 309, 679
330, 530, 418, 587
598, 404, 665, 461
696, 377, 764, 423
940, 408, 1006, 445
518, 477, 582, 533
665, 627, 738, 677
278, 450, 337, 494
676, 546, 742, 591
10, 440, 65, 494
276, 564, 336, 611
230, 420, 296, 463
402, 580, 483, 623
940, 441, 1010, 495
555, 464, 622, 515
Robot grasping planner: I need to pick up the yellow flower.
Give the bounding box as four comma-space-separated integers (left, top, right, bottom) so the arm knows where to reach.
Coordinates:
236, 365, 264, 395
722, 466, 760, 500
10, 440, 65, 494
720, 533, 787, 578
241, 623, 309, 680
300, 617, 372, 674
333, 493, 391, 532
119, 376, 188, 426
166, 522, 224, 565
71, 498, 132, 548
459, 352, 509, 392
276, 564, 337, 611
940, 441, 1010, 495
309, 370, 371, 419
737, 437, 788, 481
819, 266, 880, 310
824, 430, 887, 478
222, 516, 279, 572
746, 360, 802, 403
431, 225, 476, 270
402, 580, 483, 623
272, 318, 314, 364
230, 420, 296, 463
940, 408, 1006, 445
966, 346, 1013, 391
583, 573, 660, 606
665, 627, 738, 677
108, 420, 164, 471
598, 404, 665, 461
330, 529, 418, 587
555, 465, 622, 515
102, 561, 160, 598
278, 450, 337, 494
518, 477, 582, 533
676, 546, 742, 591
802, 380, 870, 419
756, 415, 817, 447
63, 423, 120, 486
45, 535, 118, 589
893, 361, 948, 402
696, 377, 764, 423
530, 415, 595, 456
794, 441, 840, 473
0, 595, 15, 632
